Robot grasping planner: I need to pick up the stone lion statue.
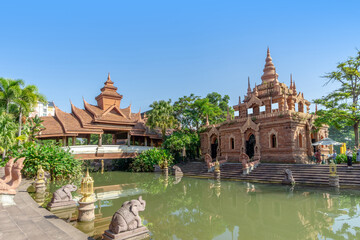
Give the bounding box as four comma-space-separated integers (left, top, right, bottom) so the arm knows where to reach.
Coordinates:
51, 184, 77, 203
109, 196, 146, 234
282, 169, 295, 185
172, 165, 183, 176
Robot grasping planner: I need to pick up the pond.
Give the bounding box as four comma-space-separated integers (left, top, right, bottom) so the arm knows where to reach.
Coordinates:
31, 171, 360, 240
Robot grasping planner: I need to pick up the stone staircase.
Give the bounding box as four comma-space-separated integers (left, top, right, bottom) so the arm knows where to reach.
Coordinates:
176, 162, 360, 188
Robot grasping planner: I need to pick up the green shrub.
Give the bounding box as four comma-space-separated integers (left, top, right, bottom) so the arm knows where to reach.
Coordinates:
335, 153, 357, 164
12, 142, 82, 180
130, 148, 173, 172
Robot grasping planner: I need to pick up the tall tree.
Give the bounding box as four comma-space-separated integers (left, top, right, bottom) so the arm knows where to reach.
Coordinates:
0, 78, 24, 113
314, 50, 360, 146
147, 100, 178, 140
15, 85, 46, 142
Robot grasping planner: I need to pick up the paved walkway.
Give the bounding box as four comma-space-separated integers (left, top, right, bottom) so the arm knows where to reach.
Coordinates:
0, 168, 93, 240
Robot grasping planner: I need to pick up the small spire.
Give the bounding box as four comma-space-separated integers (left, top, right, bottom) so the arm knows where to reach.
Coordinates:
105, 72, 114, 85
254, 83, 258, 95
227, 107, 230, 121
284, 95, 288, 111
290, 74, 293, 89
247, 77, 251, 93
238, 96, 241, 105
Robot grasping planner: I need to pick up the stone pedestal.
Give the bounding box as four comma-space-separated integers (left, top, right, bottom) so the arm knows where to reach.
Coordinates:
78, 200, 95, 222
34, 192, 46, 206
47, 200, 77, 211
329, 175, 340, 188
35, 181, 46, 193
103, 226, 150, 240
77, 220, 95, 237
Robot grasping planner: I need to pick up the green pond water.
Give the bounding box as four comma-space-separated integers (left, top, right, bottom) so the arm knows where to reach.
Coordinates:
32, 172, 360, 240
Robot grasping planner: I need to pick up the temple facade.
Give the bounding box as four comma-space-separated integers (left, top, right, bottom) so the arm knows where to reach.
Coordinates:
38, 74, 163, 147
200, 49, 329, 163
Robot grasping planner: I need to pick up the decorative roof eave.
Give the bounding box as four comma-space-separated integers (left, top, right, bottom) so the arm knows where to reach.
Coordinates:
240, 117, 260, 132
246, 95, 263, 108
54, 105, 69, 133
71, 102, 87, 127
100, 104, 128, 119
83, 99, 99, 118
92, 119, 137, 125
36, 133, 78, 138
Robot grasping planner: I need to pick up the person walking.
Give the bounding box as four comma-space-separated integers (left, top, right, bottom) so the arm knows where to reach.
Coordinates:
346, 148, 353, 169
332, 150, 337, 163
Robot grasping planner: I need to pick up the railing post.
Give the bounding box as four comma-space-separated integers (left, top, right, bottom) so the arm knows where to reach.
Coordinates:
98, 134, 102, 147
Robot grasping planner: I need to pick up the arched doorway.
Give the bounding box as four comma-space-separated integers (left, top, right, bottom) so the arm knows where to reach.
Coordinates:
246, 134, 256, 159
210, 135, 218, 159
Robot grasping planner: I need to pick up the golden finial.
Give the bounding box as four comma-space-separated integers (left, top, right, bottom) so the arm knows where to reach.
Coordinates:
80, 168, 94, 202
36, 165, 45, 184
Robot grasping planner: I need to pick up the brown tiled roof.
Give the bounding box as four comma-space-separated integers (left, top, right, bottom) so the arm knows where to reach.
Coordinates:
39, 116, 65, 136
71, 103, 93, 126
55, 106, 101, 133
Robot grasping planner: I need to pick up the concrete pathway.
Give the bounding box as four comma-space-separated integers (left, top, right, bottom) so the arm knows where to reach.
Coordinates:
0, 168, 93, 240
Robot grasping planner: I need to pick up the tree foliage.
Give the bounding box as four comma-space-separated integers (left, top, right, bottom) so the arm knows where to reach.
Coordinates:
314, 51, 360, 146
11, 142, 82, 180
130, 148, 174, 172
147, 100, 178, 140
163, 130, 199, 162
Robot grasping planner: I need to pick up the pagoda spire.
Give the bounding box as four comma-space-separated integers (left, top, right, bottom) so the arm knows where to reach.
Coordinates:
95, 73, 123, 110
238, 96, 241, 105
247, 77, 251, 94
261, 47, 278, 83
254, 83, 258, 96
290, 74, 293, 89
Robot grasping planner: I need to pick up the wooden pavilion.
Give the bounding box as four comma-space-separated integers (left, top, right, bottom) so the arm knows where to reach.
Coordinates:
38, 73, 163, 147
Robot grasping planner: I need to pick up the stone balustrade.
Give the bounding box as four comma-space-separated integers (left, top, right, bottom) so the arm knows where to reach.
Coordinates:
62, 145, 154, 160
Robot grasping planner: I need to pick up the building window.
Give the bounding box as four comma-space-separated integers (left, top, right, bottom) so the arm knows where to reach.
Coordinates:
271, 134, 277, 148
230, 138, 235, 149
299, 134, 303, 148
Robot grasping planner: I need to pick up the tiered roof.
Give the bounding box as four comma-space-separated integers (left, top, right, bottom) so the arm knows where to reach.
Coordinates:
39, 74, 162, 139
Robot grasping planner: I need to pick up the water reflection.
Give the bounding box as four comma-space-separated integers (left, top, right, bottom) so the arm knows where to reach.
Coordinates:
39, 172, 360, 240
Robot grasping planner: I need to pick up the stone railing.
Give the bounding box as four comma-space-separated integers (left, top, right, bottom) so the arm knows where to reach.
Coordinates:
62, 145, 153, 155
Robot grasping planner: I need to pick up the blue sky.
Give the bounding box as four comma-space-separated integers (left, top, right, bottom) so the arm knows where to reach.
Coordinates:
1, 0, 359, 113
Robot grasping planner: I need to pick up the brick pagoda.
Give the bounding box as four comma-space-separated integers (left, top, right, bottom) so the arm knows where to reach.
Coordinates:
200, 49, 329, 163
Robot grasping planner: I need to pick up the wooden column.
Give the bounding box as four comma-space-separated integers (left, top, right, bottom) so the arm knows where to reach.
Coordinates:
98, 134, 103, 147
150, 139, 154, 147
127, 132, 130, 147
145, 137, 148, 146
87, 135, 91, 145
72, 136, 76, 146
112, 134, 116, 145
132, 136, 135, 145
62, 137, 66, 146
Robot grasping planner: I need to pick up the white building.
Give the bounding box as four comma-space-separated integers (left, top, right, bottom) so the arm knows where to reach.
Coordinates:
29, 101, 55, 117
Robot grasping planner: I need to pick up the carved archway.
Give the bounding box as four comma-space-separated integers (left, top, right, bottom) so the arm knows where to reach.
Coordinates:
210, 134, 218, 159
246, 133, 256, 159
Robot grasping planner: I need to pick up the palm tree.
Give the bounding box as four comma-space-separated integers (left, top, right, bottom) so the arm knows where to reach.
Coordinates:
0, 78, 24, 113
147, 100, 178, 141
0, 111, 17, 160
15, 85, 46, 142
